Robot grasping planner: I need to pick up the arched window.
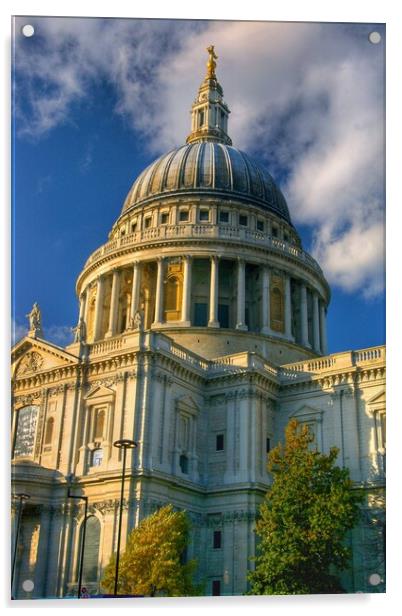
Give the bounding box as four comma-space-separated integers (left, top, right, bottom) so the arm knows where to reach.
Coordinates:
44, 417, 54, 446
79, 515, 101, 583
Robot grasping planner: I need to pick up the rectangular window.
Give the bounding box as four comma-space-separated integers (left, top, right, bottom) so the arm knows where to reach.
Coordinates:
194, 303, 208, 326
257, 219, 264, 231
161, 212, 169, 224
131, 222, 137, 233
219, 211, 229, 223
213, 530, 222, 549
212, 580, 221, 596
179, 210, 189, 222
284, 232, 289, 242
218, 304, 229, 329
144, 217, 152, 229
272, 226, 278, 237
216, 434, 224, 451
199, 209, 209, 222
266, 437, 271, 453
239, 214, 248, 226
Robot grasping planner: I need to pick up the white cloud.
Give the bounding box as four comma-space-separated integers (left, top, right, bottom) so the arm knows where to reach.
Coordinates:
14, 18, 385, 298
11, 318, 73, 347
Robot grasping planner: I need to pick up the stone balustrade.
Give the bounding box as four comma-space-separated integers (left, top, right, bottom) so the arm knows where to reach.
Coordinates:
84, 223, 324, 276
280, 346, 385, 380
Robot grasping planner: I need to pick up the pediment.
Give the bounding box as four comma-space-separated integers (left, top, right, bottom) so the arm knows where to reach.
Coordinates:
367, 390, 386, 406
12, 336, 79, 379
176, 394, 199, 413
85, 384, 116, 403
292, 404, 323, 422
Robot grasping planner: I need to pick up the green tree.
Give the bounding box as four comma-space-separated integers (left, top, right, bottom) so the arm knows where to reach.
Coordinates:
248, 419, 363, 595
101, 504, 202, 597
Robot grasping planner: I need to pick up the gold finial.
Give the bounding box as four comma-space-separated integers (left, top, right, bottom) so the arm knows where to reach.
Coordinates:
206, 45, 218, 79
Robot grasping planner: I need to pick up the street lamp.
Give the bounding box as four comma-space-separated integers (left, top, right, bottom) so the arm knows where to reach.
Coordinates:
11, 493, 30, 596
67, 487, 88, 599
113, 438, 137, 596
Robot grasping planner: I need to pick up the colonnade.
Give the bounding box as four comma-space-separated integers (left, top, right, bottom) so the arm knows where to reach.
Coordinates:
79, 255, 327, 354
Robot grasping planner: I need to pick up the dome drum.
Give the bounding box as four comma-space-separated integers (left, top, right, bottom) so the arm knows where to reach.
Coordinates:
76, 252, 328, 360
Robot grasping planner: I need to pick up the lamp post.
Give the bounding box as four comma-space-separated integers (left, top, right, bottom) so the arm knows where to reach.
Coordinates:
11, 492, 30, 596
113, 438, 137, 596
67, 487, 88, 599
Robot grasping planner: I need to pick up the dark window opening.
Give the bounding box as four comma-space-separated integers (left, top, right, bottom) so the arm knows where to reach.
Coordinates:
161, 212, 169, 224
179, 454, 189, 474
219, 211, 229, 223
218, 304, 229, 329
266, 437, 271, 453
179, 210, 189, 222
199, 209, 209, 222
144, 217, 152, 229
272, 226, 278, 237
257, 219, 264, 231
216, 434, 224, 451
131, 222, 137, 233
239, 214, 248, 226
213, 530, 222, 549
284, 233, 289, 242
194, 303, 208, 326
212, 580, 221, 596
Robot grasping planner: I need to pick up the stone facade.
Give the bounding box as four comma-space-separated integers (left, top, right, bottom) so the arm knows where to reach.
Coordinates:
11, 49, 385, 598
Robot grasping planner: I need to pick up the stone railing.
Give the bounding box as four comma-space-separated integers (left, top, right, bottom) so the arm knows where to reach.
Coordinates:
280, 345, 385, 380
84, 223, 323, 275
89, 337, 126, 356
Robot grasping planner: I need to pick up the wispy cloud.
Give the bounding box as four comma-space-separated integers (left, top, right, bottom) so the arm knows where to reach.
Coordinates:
11, 318, 73, 347
13, 18, 385, 298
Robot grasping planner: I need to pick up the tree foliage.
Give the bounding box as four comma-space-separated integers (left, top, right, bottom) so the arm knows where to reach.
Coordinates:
101, 504, 201, 597
248, 419, 363, 595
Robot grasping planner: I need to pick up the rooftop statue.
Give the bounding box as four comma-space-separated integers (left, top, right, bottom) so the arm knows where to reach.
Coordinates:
206, 45, 218, 79
26, 302, 43, 339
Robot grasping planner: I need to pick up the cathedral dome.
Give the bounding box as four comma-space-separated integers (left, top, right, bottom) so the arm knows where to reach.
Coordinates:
122, 143, 292, 224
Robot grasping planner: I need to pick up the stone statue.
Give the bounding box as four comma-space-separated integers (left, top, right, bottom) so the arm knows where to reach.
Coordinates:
26, 302, 43, 338
128, 309, 144, 332
134, 309, 144, 331
72, 317, 86, 343
206, 45, 218, 79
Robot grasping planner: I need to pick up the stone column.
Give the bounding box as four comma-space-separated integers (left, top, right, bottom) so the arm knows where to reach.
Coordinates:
284, 273, 293, 339
181, 256, 192, 325
153, 258, 165, 326
320, 301, 328, 355
129, 261, 141, 323
93, 275, 105, 341
236, 258, 247, 330
300, 282, 309, 347
105, 269, 120, 338
78, 289, 87, 321
261, 266, 271, 334
208, 255, 220, 328
313, 293, 321, 353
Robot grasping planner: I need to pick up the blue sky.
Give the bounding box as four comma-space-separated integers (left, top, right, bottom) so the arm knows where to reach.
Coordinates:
11, 17, 385, 354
